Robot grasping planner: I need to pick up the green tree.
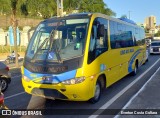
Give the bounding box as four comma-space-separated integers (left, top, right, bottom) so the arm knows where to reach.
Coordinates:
120, 15, 127, 18
20, 3, 28, 17
26, 0, 56, 19
145, 27, 150, 33
0, 0, 57, 17
0, 0, 116, 18
64, 0, 79, 13
78, 0, 115, 16
38, 1, 57, 19
103, 7, 116, 16
0, 0, 11, 15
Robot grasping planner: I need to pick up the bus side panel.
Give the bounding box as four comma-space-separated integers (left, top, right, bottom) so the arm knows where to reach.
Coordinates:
82, 49, 121, 89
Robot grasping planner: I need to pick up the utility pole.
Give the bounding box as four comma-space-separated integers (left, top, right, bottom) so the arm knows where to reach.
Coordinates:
57, 0, 63, 16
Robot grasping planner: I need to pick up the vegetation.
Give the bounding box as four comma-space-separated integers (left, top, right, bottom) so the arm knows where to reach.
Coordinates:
145, 27, 150, 33
0, 0, 116, 19
154, 31, 160, 37
120, 15, 128, 18
0, 45, 26, 53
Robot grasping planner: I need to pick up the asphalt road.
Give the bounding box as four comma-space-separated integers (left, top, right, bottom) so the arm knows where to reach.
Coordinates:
3, 54, 160, 118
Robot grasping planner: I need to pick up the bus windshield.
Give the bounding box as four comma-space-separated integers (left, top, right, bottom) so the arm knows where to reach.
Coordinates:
26, 18, 89, 62
151, 42, 160, 46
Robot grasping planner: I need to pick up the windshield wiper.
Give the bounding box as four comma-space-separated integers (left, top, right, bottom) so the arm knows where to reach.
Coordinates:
48, 30, 62, 63
31, 31, 62, 63
31, 37, 49, 62
31, 21, 62, 63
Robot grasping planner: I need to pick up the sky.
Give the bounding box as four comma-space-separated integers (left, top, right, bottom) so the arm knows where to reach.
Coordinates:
104, 0, 160, 25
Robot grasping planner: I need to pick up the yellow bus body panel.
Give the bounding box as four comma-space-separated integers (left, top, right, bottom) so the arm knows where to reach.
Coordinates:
22, 13, 146, 101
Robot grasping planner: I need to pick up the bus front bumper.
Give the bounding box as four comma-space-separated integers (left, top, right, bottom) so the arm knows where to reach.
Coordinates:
22, 77, 94, 101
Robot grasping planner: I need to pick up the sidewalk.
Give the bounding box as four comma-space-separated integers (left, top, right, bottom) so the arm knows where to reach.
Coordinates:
0, 52, 25, 61
0, 52, 24, 69
118, 66, 160, 118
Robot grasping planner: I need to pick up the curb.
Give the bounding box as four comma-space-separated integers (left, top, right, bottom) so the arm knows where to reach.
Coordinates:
10, 66, 22, 69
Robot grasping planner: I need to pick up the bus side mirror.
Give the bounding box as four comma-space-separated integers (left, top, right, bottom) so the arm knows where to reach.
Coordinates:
97, 24, 105, 38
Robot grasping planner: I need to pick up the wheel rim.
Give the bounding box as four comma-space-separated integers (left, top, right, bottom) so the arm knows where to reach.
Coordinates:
94, 83, 100, 100
135, 66, 137, 74
0, 79, 7, 91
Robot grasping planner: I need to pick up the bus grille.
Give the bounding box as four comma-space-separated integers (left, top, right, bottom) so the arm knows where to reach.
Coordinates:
153, 47, 159, 52
23, 56, 83, 74
24, 61, 68, 74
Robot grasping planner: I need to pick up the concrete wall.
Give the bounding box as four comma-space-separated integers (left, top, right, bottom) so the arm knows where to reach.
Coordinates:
0, 26, 35, 46
0, 28, 7, 45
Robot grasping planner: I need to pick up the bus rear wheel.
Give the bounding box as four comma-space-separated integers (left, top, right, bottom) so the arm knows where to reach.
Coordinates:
131, 63, 138, 76
89, 80, 101, 104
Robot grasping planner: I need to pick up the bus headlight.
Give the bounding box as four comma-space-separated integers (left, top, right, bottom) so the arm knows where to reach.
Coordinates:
23, 75, 31, 82
62, 77, 85, 85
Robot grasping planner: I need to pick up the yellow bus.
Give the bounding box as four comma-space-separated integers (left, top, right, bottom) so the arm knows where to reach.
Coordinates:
21, 13, 146, 103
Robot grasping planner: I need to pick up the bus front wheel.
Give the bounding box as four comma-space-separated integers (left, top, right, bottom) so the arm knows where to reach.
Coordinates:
89, 80, 101, 104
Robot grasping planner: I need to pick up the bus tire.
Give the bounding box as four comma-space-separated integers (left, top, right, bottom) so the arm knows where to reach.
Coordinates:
131, 63, 138, 76
89, 80, 101, 104
146, 58, 148, 62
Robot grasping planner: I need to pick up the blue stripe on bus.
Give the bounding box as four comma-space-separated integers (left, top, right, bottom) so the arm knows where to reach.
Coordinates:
128, 49, 141, 73
24, 68, 77, 83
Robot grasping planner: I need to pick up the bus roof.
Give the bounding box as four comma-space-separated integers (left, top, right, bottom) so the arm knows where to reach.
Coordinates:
118, 18, 137, 25
42, 13, 140, 28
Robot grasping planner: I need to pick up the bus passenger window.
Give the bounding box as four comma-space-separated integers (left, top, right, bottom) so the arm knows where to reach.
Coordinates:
88, 26, 96, 64
88, 18, 108, 64
89, 26, 96, 51
96, 24, 108, 56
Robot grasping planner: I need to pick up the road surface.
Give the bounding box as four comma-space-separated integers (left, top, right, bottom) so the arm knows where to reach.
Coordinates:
3, 54, 160, 118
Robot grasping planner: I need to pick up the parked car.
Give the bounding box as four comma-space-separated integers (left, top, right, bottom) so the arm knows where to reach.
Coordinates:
0, 62, 11, 92
150, 41, 160, 54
